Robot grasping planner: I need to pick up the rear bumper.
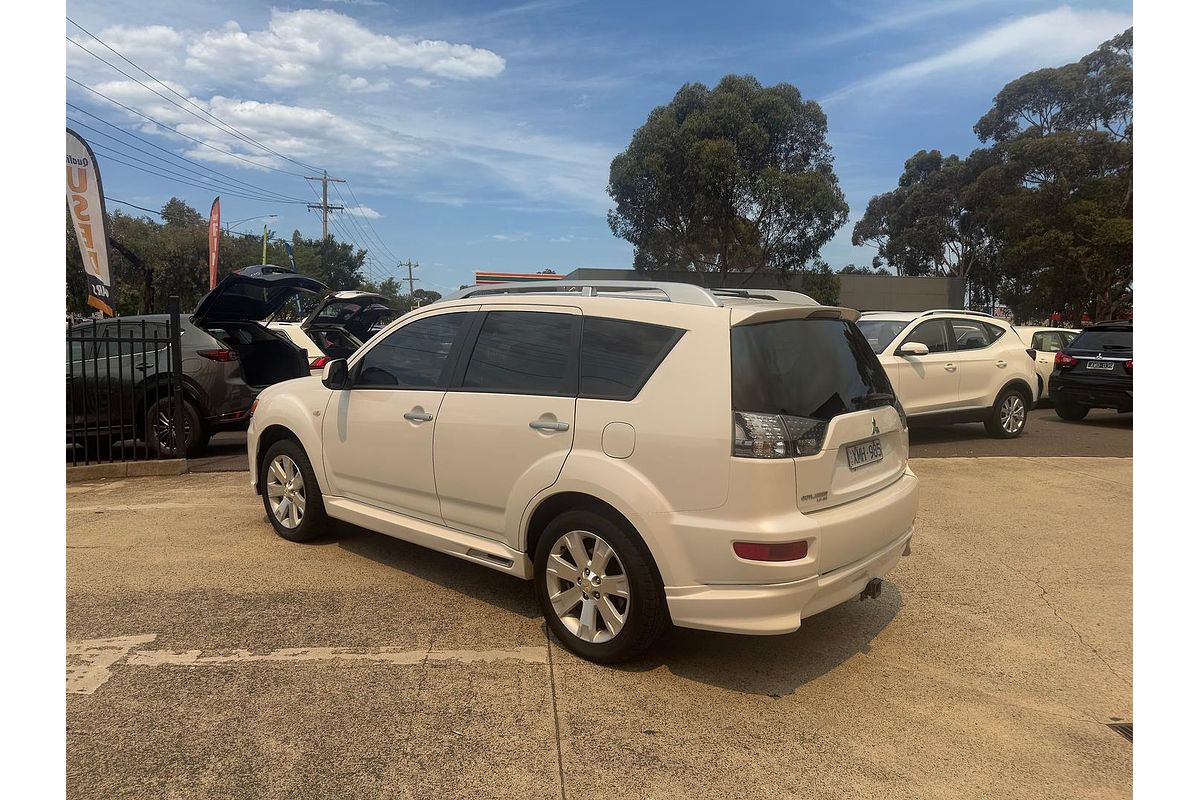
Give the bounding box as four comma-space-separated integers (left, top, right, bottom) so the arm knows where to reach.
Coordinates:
664, 527, 913, 635
1049, 378, 1132, 409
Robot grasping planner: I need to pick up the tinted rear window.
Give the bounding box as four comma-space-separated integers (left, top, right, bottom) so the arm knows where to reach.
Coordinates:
1071, 329, 1132, 352
732, 319, 894, 421
462, 311, 577, 395
580, 317, 682, 400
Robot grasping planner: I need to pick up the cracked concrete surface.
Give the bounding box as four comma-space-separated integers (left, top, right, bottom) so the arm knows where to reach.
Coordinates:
67, 457, 1131, 799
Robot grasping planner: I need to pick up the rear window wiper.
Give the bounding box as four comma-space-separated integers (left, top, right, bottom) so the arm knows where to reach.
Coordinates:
852, 392, 896, 409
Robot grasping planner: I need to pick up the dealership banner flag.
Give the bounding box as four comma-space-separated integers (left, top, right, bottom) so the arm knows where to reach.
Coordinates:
66, 128, 113, 315
208, 197, 221, 290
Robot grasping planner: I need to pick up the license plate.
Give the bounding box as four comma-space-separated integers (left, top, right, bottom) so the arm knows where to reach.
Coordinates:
846, 438, 883, 471
1086, 360, 1115, 371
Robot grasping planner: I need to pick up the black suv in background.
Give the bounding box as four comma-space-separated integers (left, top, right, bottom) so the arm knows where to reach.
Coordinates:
1048, 320, 1132, 421
67, 266, 326, 457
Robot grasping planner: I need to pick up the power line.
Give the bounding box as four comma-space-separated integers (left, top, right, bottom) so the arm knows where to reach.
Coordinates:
67, 108, 310, 203
69, 116, 310, 205
339, 180, 402, 264
67, 77, 309, 178
90, 145, 306, 204
66, 17, 323, 173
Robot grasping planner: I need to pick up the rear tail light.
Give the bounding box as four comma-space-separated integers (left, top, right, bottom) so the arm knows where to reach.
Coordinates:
249, 399, 258, 417
310, 356, 329, 369
198, 348, 238, 362
1026, 348, 1037, 360
733, 540, 809, 562
1125, 360, 1132, 373
1054, 352, 1078, 368
732, 412, 826, 458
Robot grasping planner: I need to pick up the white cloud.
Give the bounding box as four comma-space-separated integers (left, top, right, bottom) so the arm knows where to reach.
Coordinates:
405, 77, 436, 89
338, 74, 392, 93
491, 233, 531, 242
823, 0, 998, 46
347, 205, 383, 219
184, 9, 505, 86
824, 6, 1131, 102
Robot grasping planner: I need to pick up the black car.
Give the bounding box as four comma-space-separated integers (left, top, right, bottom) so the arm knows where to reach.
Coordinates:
1048, 320, 1132, 420
67, 265, 327, 457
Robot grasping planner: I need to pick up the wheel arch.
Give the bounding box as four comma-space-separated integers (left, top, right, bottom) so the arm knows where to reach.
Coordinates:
998, 376, 1035, 407
133, 375, 206, 434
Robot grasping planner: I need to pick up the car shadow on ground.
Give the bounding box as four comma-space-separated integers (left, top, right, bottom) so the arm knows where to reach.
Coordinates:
331, 520, 901, 697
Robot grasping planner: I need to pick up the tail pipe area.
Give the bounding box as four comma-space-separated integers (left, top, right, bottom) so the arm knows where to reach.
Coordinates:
859, 577, 883, 601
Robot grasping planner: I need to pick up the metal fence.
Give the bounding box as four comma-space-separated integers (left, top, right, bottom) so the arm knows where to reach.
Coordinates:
66, 297, 185, 466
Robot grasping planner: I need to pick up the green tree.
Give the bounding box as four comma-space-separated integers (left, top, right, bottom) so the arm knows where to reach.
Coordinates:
607, 74, 848, 281
793, 261, 840, 305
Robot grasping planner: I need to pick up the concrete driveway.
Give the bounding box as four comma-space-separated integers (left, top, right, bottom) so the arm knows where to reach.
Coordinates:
67, 457, 1131, 799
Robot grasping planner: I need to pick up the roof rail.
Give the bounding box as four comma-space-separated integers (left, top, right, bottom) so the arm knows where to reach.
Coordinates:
438, 280, 723, 308
917, 308, 999, 319
709, 288, 818, 305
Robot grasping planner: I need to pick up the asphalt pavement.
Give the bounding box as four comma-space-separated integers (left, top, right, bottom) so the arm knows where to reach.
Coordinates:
67, 457, 1132, 799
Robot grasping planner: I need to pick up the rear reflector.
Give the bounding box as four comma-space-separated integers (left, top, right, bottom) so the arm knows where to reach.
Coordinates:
733, 540, 809, 562
1125, 359, 1132, 373
198, 348, 238, 362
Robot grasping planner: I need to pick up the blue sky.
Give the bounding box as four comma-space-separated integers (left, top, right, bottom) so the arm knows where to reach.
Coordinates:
65, 0, 1132, 294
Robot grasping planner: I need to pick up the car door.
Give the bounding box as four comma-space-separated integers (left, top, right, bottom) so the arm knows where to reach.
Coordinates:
321, 309, 474, 523
434, 306, 581, 544
1031, 330, 1065, 399
949, 318, 1007, 408
890, 319, 959, 415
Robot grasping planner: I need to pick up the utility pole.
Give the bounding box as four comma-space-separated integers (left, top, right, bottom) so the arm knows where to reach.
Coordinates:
305, 170, 345, 240
403, 260, 420, 298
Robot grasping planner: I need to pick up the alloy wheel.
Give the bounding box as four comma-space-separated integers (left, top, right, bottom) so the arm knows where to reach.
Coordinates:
544, 530, 630, 643
153, 406, 191, 453
1000, 395, 1026, 434
265, 454, 306, 529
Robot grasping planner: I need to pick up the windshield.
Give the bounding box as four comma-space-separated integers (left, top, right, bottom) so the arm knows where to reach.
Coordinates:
1070, 329, 1132, 352
856, 319, 909, 354
732, 318, 895, 421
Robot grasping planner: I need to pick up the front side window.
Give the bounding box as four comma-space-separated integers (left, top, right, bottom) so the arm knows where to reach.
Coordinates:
903, 320, 951, 354
580, 317, 682, 400
354, 313, 466, 388
950, 320, 993, 351
461, 311, 577, 395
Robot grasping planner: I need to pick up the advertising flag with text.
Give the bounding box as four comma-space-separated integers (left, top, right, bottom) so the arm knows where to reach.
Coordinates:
66, 129, 113, 315
208, 197, 221, 290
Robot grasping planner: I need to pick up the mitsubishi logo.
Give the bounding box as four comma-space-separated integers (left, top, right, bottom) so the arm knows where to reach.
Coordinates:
871, 418, 880, 436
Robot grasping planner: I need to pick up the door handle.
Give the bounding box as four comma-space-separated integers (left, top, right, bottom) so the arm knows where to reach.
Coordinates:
134, 361, 150, 372
944, 363, 957, 372
403, 410, 434, 423
995, 360, 1007, 368
529, 420, 569, 432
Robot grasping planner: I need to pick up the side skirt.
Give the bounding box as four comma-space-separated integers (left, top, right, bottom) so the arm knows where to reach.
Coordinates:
323, 496, 534, 580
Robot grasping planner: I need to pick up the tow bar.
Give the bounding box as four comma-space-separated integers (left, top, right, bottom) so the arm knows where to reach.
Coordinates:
859, 578, 883, 601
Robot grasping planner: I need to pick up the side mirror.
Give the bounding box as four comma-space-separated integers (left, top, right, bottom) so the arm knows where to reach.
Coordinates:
322, 358, 349, 390
897, 341, 930, 357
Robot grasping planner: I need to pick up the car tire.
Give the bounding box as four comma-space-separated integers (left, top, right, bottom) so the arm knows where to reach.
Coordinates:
984, 387, 1028, 438
534, 508, 669, 664
1054, 401, 1090, 421
145, 397, 205, 458
260, 439, 328, 543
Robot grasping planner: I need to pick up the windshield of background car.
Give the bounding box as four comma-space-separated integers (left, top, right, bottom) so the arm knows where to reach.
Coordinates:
1070, 329, 1132, 352
732, 318, 895, 421
855, 319, 910, 354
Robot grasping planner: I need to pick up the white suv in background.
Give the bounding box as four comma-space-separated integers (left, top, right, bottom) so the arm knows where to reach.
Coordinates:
856, 310, 1037, 438
1013, 326, 1080, 401
247, 281, 918, 663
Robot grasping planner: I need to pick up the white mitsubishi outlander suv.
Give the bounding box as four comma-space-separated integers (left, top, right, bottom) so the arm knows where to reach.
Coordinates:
247, 281, 919, 662
856, 310, 1038, 438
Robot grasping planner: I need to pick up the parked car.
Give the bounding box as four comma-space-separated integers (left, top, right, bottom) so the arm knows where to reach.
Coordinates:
67, 265, 326, 457
856, 309, 1038, 438
1048, 320, 1132, 420
247, 280, 918, 662
1013, 326, 1080, 401
269, 291, 398, 373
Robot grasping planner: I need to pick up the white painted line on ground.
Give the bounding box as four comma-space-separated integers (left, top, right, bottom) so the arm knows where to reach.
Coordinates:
67, 634, 158, 695
68, 636, 547, 696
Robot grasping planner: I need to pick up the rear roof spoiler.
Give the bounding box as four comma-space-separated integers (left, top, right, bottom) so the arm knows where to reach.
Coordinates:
730, 305, 861, 326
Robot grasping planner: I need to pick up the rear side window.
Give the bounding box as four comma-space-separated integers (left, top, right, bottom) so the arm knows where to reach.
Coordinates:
732, 319, 894, 421
1032, 331, 1063, 352
461, 311, 577, 396
949, 320, 993, 351
1071, 329, 1132, 352
355, 313, 466, 388
580, 317, 682, 401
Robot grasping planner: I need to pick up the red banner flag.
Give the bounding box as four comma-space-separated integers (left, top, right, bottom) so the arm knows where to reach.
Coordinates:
208, 197, 221, 290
